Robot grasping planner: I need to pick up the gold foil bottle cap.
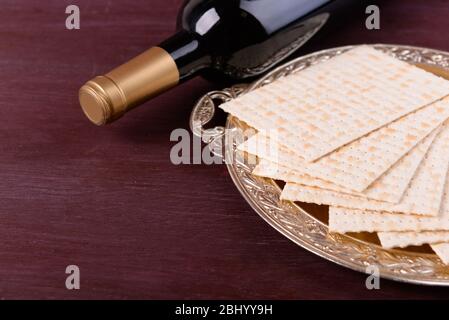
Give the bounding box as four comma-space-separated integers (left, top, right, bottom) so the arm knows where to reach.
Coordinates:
79, 47, 179, 125
79, 76, 127, 125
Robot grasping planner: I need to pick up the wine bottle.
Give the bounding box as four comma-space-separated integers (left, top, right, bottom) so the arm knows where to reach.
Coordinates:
79, 0, 342, 125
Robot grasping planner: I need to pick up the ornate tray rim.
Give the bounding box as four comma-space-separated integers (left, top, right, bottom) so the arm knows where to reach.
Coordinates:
191, 44, 449, 286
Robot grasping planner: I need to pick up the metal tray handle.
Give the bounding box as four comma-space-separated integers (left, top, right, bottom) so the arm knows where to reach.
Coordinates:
189, 84, 248, 158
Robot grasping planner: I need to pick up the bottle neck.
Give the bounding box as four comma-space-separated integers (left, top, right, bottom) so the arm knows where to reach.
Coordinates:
159, 30, 211, 82
79, 31, 210, 126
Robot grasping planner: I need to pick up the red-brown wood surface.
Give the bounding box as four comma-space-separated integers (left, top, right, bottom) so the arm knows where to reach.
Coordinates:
2, 0, 449, 299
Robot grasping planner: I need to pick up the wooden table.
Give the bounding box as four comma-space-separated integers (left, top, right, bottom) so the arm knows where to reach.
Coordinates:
2, 0, 449, 299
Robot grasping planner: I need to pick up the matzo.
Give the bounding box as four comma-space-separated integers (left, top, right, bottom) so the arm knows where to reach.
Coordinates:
430, 243, 449, 264
300, 98, 449, 192
378, 231, 449, 249
281, 122, 449, 216
221, 46, 449, 162
246, 125, 438, 203
253, 158, 366, 196
329, 169, 449, 233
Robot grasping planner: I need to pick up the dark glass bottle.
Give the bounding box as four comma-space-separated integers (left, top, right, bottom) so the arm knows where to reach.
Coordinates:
79, 0, 338, 125
165, 0, 333, 81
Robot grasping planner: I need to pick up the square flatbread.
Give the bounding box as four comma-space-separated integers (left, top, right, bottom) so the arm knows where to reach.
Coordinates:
430, 243, 449, 264
252, 158, 367, 197
378, 231, 449, 249
238, 96, 449, 193
221, 46, 449, 163
281, 122, 449, 216
328, 127, 449, 232
247, 126, 438, 203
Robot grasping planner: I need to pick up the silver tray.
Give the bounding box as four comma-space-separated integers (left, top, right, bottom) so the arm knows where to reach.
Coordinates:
190, 44, 449, 286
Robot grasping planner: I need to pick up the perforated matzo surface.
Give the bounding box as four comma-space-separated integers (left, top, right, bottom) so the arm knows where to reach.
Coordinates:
330, 168, 449, 233
238, 96, 449, 195
221, 46, 449, 162
281, 122, 449, 216
244, 125, 438, 203
253, 158, 365, 197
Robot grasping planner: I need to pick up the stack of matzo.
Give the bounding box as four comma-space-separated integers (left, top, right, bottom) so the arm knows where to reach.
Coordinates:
219, 46, 449, 265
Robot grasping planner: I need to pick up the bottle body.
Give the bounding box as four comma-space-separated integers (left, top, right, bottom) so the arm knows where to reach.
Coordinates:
80, 0, 336, 125
163, 0, 333, 80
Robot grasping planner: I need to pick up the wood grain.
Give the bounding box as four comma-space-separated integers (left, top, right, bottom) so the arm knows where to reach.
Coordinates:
1, 0, 449, 299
